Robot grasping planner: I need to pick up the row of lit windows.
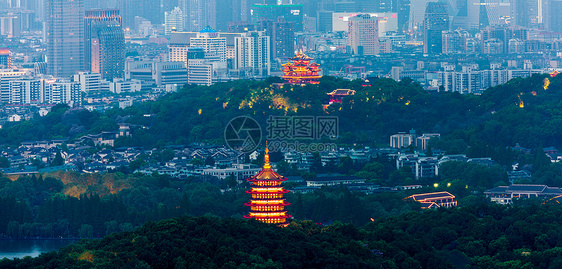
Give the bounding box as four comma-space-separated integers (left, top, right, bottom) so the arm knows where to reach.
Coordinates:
255, 218, 286, 224
250, 206, 284, 212
252, 181, 283, 186
252, 194, 283, 199
251, 187, 283, 192
249, 199, 286, 205
250, 212, 287, 217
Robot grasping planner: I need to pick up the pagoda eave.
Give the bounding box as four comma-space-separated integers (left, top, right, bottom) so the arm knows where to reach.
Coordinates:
246, 190, 290, 194
243, 215, 293, 220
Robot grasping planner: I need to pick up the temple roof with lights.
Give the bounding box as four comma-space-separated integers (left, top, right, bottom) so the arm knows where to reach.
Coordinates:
243, 145, 292, 227
281, 51, 322, 85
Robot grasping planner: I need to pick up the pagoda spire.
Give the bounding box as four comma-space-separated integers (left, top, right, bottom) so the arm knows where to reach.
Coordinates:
264, 141, 271, 169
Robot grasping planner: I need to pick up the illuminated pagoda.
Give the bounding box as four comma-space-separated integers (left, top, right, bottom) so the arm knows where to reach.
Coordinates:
281, 51, 322, 84
244, 146, 292, 227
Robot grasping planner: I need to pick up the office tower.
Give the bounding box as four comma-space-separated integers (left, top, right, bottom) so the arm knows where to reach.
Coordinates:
91, 22, 125, 80
251, 4, 304, 31
180, 0, 216, 31
84, 9, 121, 71
396, 0, 410, 34
0, 48, 10, 68
165, 7, 184, 34
347, 14, 379, 55
119, 0, 141, 29
547, 0, 562, 31
46, 0, 84, 78
215, 0, 235, 32
317, 10, 333, 32
512, 0, 540, 27
235, 31, 271, 77
257, 17, 295, 60
423, 2, 448, 54
142, 0, 163, 25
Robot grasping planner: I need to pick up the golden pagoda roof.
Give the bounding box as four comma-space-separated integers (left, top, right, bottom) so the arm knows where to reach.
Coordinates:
248, 144, 287, 181
289, 51, 314, 61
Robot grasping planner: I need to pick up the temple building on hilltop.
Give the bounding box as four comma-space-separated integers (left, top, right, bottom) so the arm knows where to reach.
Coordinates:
327, 89, 356, 104
281, 52, 322, 84
244, 146, 292, 227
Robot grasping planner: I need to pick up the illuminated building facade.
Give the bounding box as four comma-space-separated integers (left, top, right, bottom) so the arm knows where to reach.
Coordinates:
406, 191, 457, 209
244, 147, 292, 227
281, 52, 322, 84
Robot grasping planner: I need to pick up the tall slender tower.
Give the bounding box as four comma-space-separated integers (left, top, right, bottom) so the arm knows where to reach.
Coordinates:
46, 0, 85, 78
423, 2, 449, 54
84, 9, 121, 71
244, 146, 292, 227
91, 22, 125, 80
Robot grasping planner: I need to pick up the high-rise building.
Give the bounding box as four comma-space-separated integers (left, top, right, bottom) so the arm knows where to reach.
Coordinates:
423, 2, 449, 54
84, 9, 121, 71
257, 17, 295, 60
180, 0, 216, 31
235, 31, 271, 77
46, 0, 85, 78
317, 10, 333, 33
91, 22, 125, 80
546, 0, 562, 31
0, 48, 10, 68
348, 14, 379, 55
512, 0, 540, 28
251, 4, 304, 31
165, 7, 184, 34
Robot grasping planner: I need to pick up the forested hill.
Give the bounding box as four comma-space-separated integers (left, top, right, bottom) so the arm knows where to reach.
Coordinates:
5, 202, 562, 268
100, 73, 562, 151
1, 73, 562, 151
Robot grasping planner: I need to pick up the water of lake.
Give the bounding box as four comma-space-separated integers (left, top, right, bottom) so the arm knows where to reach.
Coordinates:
0, 239, 79, 260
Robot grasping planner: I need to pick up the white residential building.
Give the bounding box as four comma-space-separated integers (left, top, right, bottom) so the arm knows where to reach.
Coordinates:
234, 31, 270, 78
73, 72, 102, 92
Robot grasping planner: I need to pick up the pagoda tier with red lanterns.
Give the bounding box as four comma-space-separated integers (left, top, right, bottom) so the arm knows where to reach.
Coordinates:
281, 52, 322, 84
243, 146, 292, 227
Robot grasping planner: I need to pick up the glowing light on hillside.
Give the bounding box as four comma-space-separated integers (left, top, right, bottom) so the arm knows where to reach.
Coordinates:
434, 183, 439, 188
405, 100, 411, 106
198, 109, 202, 115
531, 91, 537, 96
544, 78, 550, 90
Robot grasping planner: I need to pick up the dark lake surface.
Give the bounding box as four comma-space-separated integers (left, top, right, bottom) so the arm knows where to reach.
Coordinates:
0, 239, 79, 260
